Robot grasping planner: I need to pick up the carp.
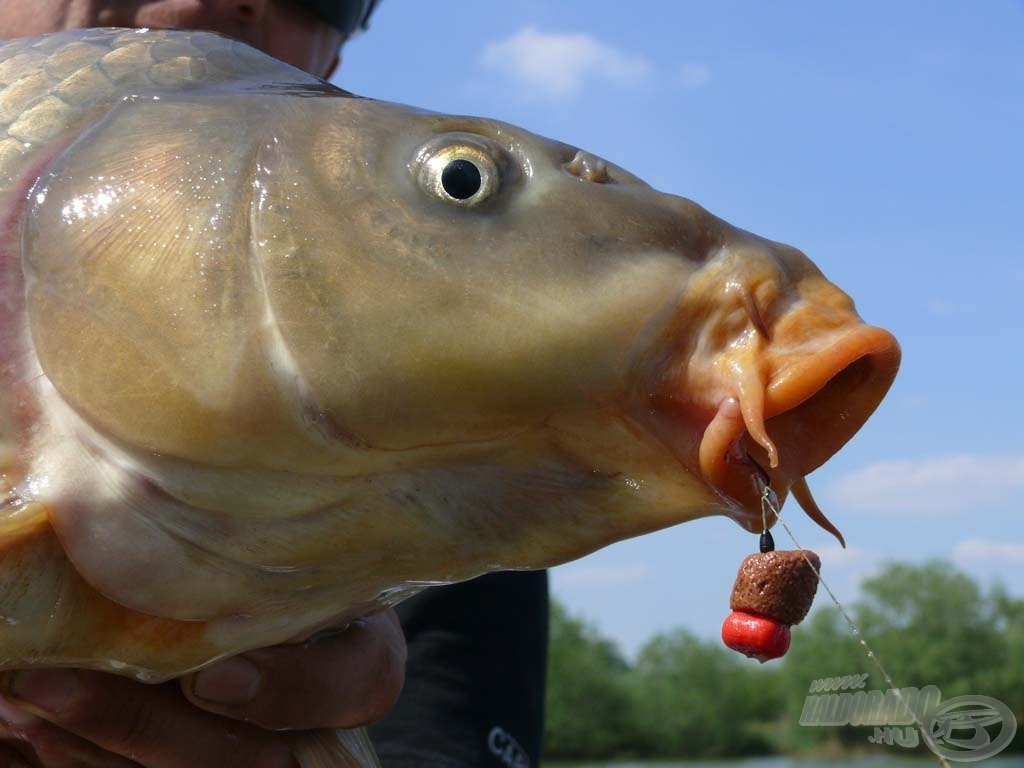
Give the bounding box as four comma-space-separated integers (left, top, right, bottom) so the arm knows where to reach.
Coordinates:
0, 28, 899, 765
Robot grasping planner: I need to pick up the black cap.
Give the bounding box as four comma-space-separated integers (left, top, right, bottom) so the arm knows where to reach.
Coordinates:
295, 0, 381, 37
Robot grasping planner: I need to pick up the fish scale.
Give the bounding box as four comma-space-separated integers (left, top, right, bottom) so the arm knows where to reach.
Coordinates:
0, 29, 315, 183
0, 28, 899, 768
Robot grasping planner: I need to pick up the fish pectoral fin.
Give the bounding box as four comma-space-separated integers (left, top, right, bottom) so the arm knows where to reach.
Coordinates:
288, 728, 382, 768
47, 458, 266, 622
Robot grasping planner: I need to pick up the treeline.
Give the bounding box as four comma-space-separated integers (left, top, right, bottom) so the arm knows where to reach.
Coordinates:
543, 560, 1024, 760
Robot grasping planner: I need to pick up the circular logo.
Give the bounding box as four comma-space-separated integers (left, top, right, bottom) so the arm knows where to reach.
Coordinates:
922, 695, 1017, 762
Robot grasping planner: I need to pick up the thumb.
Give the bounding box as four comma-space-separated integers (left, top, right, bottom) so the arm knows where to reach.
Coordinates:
181, 610, 406, 731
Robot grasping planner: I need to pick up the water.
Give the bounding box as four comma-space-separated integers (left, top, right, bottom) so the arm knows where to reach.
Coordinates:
548, 757, 1023, 768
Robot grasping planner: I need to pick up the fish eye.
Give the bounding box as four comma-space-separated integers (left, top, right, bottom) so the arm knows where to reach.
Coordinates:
414, 136, 502, 206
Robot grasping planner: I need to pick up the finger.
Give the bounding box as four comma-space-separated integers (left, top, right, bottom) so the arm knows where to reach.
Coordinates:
0, 696, 136, 768
1, 672, 295, 768
0, 723, 36, 768
0, 699, 43, 767
0, 742, 35, 768
184, 609, 407, 730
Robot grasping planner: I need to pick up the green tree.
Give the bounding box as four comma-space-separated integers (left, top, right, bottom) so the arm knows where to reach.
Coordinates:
630, 628, 781, 757
544, 562, 1023, 761
544, 598, 637, 759
855, 560, 1001, 696
978, 584, 1024, 753
773, 606, 863, 752
777, 561, 1021, 756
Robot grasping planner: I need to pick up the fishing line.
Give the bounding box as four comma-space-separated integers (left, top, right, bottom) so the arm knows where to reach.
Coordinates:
758, 482, 951, 767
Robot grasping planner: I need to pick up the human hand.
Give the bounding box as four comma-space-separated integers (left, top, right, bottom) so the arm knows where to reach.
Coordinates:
0, 609, 406, 767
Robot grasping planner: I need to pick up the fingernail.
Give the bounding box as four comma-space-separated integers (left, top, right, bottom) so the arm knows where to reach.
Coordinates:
8, 670, 80, 714
192, 656, 262, 705
0, 694, 39, 727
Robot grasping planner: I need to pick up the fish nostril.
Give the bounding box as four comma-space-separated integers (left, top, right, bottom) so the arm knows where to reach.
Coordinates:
564, 150, 610, 184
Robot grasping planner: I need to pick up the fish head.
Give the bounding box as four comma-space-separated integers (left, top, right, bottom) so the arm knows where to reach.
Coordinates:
248, 96, 900, 548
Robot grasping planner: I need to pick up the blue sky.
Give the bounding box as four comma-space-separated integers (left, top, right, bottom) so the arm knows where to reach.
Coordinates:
335, 1, 1024, 657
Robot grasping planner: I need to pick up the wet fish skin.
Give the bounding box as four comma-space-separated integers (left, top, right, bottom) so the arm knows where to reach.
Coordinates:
0, 29, 898, 684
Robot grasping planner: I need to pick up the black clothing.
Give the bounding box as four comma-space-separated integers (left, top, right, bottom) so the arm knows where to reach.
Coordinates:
369, 571, 549, 768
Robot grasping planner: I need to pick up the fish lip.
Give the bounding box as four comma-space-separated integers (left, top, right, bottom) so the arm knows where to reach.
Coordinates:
699, 324, 901, 530
762, 325, 901, 423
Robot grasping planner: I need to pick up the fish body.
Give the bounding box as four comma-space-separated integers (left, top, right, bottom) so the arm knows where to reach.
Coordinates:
0, 29, 899, 683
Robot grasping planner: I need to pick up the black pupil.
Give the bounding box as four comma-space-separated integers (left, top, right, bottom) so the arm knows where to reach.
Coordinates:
441, 159, 483, 200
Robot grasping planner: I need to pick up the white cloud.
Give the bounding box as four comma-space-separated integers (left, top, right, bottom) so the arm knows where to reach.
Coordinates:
552, 563, 652, 589
828, 454, 1024, 515
481, 27, 652, 98
680, 64, 711, 87
954, 539, 1024, 567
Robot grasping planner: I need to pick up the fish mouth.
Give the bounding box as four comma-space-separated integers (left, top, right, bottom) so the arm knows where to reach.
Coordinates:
698, 325, 901, 539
